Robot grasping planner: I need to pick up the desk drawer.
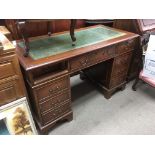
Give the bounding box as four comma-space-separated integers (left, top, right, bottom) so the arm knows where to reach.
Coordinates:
41, 101, 71, 125
111, 52, 132, 77
95, 46, 115, 62
0, 78, 23, 106
0, 54, 19, 80
70, 46, 115, 72
70, 54, 90, 72
39, 90, 70, 113
33, 75, 69, 102
109, 75, 126, 88
116, 39, 135, 54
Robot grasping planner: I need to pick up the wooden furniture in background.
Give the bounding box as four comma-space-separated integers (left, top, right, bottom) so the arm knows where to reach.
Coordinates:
0, 20, 5, 25
0, 26, 12, 40
4, 19, 85, 40
0, 32, 25, 106
15, 25, 140, 134
113, 19, 155, 81
16, 19, 77, 57
0, 30, 38, 134
85, 19, 114, 27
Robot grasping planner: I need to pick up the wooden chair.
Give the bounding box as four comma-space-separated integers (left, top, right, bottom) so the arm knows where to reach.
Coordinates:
16, 19, 77, 57
132, 33, 155, 91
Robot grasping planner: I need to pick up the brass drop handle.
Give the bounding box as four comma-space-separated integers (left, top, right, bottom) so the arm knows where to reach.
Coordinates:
49, 89, 53, 93
49, 86, 60, 93
81, 59, 88, 66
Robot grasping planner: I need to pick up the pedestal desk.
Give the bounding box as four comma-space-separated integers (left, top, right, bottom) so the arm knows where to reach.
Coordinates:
15, 25, 140, 134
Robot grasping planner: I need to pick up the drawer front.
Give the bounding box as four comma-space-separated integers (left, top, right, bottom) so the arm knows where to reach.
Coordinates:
40, 91, 70, 113
109, 75, 126, 88
93, 46, 116, 62
70, 46, 115, 72
34, 75, 69, 102
70, 54, 90, 72
0, 54, 19, 80
0, 79, 23, 106
41, 101, 71, 125
116, 39, 135, 55
111, 53, 132, 77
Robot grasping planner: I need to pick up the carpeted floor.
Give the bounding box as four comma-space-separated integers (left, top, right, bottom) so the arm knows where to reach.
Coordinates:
49, 75, 155, 135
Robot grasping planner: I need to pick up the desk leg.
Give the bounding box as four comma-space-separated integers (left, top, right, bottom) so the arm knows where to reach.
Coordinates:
70, 19, 77, 46
132, 78, 140, 91
36, 111, 73, 135
104, 84, 126, 99
104, 91, 113, 99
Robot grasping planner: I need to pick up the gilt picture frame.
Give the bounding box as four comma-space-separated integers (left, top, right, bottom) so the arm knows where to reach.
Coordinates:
0, 97, 37, 135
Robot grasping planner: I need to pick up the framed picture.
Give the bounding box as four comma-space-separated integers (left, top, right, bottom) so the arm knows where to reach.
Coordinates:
0, 119, 10, 135
0, 97, 37, 135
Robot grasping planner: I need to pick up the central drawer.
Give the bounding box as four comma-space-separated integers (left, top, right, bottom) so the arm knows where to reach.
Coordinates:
33, 74, 69, 103
70, 46, 115, 73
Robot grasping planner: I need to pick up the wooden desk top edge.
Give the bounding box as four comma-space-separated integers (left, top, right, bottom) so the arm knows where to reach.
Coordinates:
15, 25, 139, 71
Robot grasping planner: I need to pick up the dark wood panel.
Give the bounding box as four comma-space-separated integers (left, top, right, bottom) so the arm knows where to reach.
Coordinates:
5, 19, 85, 40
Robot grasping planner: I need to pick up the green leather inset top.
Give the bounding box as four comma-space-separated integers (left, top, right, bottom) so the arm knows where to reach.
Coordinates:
18, 26, 126, 60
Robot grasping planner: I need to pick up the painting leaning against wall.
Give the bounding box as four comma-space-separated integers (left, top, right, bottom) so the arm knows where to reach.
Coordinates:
0, 97, 37, 135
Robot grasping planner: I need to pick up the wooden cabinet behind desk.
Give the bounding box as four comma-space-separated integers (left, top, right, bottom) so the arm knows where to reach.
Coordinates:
0, 33, 25, 106
5, 19, 85, 40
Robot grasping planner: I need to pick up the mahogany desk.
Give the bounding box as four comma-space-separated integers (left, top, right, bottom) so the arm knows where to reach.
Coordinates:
15, 25, 140, 134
